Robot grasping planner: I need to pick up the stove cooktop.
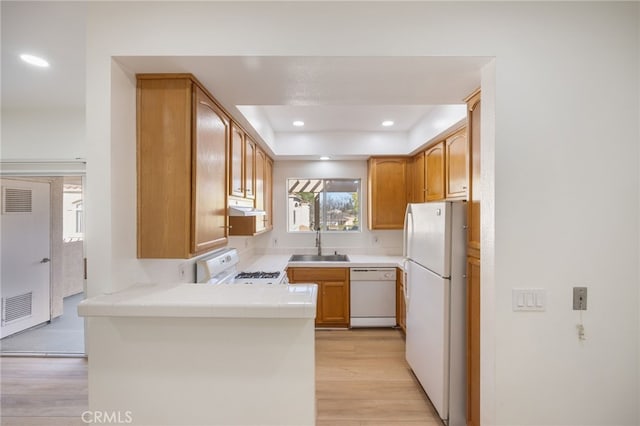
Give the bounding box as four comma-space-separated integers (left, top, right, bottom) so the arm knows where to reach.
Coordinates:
235, 271, 281, 280
231, 271, 286, 285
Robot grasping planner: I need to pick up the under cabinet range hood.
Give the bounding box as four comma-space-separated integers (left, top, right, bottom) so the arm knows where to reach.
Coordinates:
228, 206, 266, 216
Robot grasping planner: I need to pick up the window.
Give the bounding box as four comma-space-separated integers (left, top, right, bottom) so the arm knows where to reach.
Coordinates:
63, 182, 84, 241
287, 178, 360, 232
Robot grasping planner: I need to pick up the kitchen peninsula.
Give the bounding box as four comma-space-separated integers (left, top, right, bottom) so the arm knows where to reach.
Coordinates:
78, 283, 318, 426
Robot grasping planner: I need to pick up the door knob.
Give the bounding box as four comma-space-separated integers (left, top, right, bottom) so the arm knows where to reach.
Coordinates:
40, 258, 50, 263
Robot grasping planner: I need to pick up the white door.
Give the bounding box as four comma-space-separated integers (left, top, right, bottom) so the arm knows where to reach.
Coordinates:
405, 259, 450, 421
1, 179, 51, 338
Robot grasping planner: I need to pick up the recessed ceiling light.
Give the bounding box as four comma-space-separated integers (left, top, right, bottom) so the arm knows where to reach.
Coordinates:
382, 120, 394, 127
293, 120, 305, 127
320, 156, 331, 161
20, 54, 49, 68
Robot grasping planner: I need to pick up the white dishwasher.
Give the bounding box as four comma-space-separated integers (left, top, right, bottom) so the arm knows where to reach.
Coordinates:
350, 267, 397, 327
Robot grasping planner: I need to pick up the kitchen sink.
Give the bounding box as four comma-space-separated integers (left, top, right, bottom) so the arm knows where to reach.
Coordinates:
289, 254, 350, 262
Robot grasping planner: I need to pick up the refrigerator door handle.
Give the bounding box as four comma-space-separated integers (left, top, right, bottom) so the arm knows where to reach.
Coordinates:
402, 259, 410, 306
403, 205, 413, 258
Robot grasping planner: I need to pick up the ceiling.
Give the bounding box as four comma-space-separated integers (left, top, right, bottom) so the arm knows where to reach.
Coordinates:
1, 2, 86, 109
1, 2, 489, 158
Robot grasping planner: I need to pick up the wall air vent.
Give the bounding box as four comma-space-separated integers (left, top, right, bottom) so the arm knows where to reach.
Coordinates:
2, 292, 33, 325
2, 187, 33, 214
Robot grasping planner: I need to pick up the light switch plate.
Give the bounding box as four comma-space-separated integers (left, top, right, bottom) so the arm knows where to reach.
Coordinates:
512, 288, 546, 311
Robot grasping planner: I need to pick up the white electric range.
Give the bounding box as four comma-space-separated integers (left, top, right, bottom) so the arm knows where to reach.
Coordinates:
196, 248, 286, 285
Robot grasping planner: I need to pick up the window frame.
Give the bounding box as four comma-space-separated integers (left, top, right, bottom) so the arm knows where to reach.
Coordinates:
286, 177, 362, 233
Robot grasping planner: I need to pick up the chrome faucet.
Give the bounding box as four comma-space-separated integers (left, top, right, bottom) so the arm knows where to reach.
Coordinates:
315, 226, 322, 256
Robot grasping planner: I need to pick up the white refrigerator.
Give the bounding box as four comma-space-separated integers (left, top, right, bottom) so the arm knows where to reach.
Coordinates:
403, 201, 467, 426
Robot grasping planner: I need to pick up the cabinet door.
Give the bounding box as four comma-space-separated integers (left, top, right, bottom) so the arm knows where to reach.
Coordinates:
288, 268, 349, 328
265, 157, 274, 230
192, 87, 229, 253
425, 141, 445, 201
137, 77, 192, 258
413, 152, 425, 203
230, 123, 245, 197
466, 256, 481, 426
468, 96, 481, 256
244, 137, 256, 199
445, 129, 468, 199
320, 281, 349, 326
255, 148, 266, 233
368, 157, 407, 229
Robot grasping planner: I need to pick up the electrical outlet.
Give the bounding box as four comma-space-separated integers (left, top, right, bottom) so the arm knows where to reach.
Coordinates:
178, 263, 187, 282
573, 287, 587, 310
373, 235, 379, 244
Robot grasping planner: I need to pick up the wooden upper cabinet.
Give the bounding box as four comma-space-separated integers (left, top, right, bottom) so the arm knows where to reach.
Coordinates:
192, 87, 230, 253
445, 128, 468, 200
425, 141, 445, 201
412, 152, 426, 203
254, 148, 267, 233
467, 90, 481, 257
464, 89, 481, 426
265, 157, 274, 231
136, 74, 228, 258
229, 149, 273, 236
229, 123, 245, 198
368, 157, 408, 230
244, 137, 256, 199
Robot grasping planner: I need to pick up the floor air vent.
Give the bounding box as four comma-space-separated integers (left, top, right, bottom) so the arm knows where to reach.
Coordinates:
2, 292, 33, 325
2, 187, 33, 214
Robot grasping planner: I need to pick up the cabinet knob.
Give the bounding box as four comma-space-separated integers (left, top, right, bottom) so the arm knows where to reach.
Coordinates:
462, 186, 467, 189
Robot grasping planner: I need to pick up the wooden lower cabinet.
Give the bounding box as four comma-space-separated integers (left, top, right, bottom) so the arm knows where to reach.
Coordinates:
287, 267, 350, 328
396, 267, 406, 332
466, 255, 481, 426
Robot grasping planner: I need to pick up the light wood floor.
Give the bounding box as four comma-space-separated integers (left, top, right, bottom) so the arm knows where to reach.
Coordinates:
1, 329, 439, 426
0, 356, 88, 426
316, 329, 440, 426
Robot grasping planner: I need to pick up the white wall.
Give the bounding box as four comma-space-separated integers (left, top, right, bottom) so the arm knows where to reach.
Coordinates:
275, 132, 407, 159
84, 2, 639, 425
1, 108, 85, 160
407, 105, 467, 154
638, 4, 640, 415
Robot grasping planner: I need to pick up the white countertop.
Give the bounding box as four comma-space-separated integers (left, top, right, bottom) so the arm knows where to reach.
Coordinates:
78, 253, 402, 319
242, 254, 404, 271
78, 282, 318, 319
